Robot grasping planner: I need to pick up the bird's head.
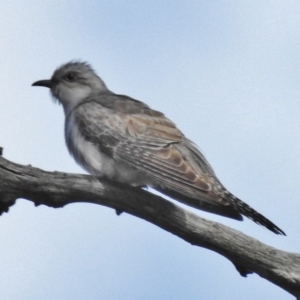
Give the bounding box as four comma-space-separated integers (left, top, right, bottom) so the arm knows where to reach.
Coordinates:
32, 61, 107, 114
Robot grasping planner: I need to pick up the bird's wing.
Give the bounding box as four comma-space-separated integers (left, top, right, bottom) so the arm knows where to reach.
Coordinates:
75, 98, 231, 209
113, 114, 230, 205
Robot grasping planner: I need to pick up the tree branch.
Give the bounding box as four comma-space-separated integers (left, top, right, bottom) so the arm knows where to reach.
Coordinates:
0, 154, 299, 298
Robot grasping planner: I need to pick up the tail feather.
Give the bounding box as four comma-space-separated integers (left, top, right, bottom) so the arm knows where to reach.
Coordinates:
226, 192, 286, 236
155, 186, 243, 221
156, 183, 286, 235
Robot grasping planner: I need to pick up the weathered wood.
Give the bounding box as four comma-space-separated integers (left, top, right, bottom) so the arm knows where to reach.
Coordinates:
0, 155, 299, 298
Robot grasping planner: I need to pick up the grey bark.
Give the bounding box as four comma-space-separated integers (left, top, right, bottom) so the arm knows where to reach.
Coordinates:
0, 154, 299, 298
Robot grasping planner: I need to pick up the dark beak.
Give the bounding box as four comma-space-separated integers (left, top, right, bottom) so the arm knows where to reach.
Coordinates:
32, 79, 52, 88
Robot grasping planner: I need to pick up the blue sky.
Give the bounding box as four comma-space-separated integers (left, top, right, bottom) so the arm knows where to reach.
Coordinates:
0, 1, 299, 299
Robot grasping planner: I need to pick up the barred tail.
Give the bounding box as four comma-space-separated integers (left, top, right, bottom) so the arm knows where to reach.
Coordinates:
227, 193, 286, 236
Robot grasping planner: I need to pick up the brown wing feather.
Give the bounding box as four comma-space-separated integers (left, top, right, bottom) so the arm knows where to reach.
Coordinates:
113, 113, 231, 207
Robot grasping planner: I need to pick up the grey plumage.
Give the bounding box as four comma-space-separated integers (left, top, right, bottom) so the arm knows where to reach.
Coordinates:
32, 61, 285, 235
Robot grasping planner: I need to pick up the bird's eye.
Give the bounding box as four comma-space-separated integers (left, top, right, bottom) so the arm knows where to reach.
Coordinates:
65, 73, 76, 82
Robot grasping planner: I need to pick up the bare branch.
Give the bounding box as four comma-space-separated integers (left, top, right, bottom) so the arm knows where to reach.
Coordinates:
0, 155, 299, 298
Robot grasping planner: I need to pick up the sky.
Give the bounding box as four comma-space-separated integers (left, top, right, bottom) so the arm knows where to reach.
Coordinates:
0, 1, 300, 299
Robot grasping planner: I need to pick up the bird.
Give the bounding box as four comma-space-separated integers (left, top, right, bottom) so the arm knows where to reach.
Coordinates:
32, 61, 285, 235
